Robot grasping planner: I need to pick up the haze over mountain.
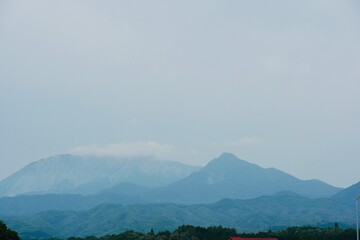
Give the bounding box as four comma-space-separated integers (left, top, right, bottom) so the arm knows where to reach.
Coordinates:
0, 192, 144, 216
331, 181, 360, 205
1, 152, 357, 239
0, 154, 200, 197
1, 1, 359, 239
0, 153, 344, 216
143, 153, 342, 203
3, 193, 355, 239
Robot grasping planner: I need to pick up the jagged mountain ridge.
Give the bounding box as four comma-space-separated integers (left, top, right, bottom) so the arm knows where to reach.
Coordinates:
0, 154, 200, 197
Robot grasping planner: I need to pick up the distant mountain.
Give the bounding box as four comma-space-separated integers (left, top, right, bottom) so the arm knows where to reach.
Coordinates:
0, 153, 341, 203
0, 153, 352, 239
144, 153, 342, 203
0, 154, 200, 197
331, 181, 360, 205
4, 193, 355, 238
0, 182, 153, 216
0, 192, 144, 216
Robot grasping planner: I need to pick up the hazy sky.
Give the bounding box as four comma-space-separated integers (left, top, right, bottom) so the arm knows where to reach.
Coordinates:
0, 0, 359, 188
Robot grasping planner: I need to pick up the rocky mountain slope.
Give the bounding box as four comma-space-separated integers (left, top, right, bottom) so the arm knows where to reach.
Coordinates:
0, 154, 200, 197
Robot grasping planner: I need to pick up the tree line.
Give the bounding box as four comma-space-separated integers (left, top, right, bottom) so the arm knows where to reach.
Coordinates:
0, 220, 357, 240
0, 220, 20, 240
67, 225, 357, 240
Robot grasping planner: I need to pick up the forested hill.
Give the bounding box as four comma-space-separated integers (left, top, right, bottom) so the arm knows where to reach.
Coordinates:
4, 194, 355, 239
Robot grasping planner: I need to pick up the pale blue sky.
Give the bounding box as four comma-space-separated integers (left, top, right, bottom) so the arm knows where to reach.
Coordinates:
0, 0, 359, 187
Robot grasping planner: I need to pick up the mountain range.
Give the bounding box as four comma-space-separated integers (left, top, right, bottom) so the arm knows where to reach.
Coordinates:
0, 153, 341, 200
0, 153, 342, 215
0, 154, 200, 197
142, 153, 340, 203
3, 193, 356, 239
0, 152, 359, 239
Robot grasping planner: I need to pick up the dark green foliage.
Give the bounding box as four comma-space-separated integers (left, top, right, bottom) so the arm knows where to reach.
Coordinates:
169, 225, 236, 240
67, 226, 237, 240
238, 226, 357, 240
98, 230, 144, 240
0, 220, 20, 240
66, 225, 357, 240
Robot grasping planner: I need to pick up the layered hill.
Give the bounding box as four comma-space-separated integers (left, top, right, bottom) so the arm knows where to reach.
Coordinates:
0, 154, 200, 197
0, 153, 354, 239
331, 181, 360, 205
3, 193, 355, 239
0, 192, 144, 216
0, 153, 343, 214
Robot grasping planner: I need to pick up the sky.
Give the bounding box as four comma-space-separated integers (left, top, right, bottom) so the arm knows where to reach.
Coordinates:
0, 0, 359, 188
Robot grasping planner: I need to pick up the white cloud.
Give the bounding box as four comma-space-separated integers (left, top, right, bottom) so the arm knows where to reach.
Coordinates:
209, 138, 264, 148
228, 138, 265, 146
70, 141, 183, 160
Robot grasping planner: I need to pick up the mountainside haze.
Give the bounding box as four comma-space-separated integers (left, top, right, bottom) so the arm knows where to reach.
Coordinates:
144, 153, 342, 203
0, 154, 200, 197
0, 153, 345, 217
0, 153, 358, 239
3, 193, 355, 239
331, 181, 360, 205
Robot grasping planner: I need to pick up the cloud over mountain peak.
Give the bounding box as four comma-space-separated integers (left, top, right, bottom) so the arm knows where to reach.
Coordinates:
70, 141, 183, 160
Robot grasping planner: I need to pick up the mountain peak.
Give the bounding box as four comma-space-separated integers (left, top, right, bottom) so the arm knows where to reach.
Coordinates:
218, 152, 238, 160
164, 153, 341, 203
208, 152, 256, 169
